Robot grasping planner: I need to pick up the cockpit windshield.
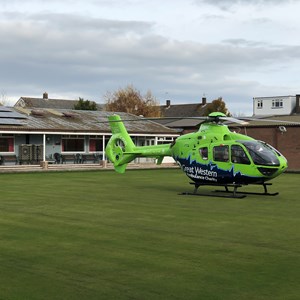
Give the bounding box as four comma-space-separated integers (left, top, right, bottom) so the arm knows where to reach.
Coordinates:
238, 140, 280, 166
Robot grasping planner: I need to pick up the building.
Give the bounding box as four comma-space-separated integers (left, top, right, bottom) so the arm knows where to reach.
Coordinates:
4, 93, 299, 170
253, 94, 300, 116
0, 104, 178, 166
15, 92, 104, 111
161, 97, 209, 118
158, 97, 210, 133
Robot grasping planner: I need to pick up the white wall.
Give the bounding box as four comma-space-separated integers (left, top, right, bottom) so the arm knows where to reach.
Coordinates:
253, 96, 296, 116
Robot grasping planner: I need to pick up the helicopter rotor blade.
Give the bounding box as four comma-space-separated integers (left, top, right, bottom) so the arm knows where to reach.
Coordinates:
219, 116, 249, 125
96, 116, 248, 125
237, 117, 300, 125
96, 114, 300, 126
96, 116, 208, 123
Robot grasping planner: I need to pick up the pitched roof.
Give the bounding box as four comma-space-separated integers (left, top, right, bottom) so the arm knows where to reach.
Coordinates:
228, 115, 300, 127
160, 102, 209, 118
15, 96, 104, 110
0, 107, 178, 135
156, 99, 210, 129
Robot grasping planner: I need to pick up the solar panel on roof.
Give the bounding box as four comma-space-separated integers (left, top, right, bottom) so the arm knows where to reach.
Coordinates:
0, 106, 13, 112
0, 118, 25, 125
0, 111, 27, 119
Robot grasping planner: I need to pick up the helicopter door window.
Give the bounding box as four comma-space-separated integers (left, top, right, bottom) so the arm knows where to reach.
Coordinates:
213, 145, 229, 162
231, 145, 250, 164
199, 147, 208, 160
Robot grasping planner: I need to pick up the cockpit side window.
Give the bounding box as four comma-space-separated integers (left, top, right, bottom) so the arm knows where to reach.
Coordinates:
238, 140, 280, 166
199, 147, 208, 160
231, 145, 250, 164
213, 145, 229, 162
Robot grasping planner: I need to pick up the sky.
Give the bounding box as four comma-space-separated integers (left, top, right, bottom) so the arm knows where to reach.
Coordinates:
1, 0, 300, 115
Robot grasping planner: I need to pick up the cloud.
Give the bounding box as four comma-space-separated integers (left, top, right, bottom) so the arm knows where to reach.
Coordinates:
194, 0, 297, 10
1, 6, 300, 115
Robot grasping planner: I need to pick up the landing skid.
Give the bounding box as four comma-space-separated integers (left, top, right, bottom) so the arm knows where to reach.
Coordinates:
180, 191, 246, 199
215, 182, 279, 197
180, 182, 278, 198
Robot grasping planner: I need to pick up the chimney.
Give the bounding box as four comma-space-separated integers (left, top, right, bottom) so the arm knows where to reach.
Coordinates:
166, 99, 171, 107
296, 94, 300, 114
43, 92, 48, 100
202, 97, 207, 105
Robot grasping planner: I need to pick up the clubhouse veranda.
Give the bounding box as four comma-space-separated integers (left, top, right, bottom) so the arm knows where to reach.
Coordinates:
0, 99, 178, 167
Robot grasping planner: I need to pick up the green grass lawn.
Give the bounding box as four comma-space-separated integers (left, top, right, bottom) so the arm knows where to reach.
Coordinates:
0, 169, 299, 300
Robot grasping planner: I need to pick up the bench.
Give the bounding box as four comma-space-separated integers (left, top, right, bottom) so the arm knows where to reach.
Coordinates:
0, 155, 18, 165
82, 154, 100, 164
61, 154, 76, 164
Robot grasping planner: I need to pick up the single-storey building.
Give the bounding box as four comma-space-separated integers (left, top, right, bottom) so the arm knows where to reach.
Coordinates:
0, 106, 178, 166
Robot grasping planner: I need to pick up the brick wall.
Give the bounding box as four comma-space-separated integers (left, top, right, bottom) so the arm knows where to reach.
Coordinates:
240, 126, 300, 170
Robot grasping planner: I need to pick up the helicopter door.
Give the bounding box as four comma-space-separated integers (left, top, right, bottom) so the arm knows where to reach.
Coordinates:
212, 145, 229, 163
231, 145, 251, 164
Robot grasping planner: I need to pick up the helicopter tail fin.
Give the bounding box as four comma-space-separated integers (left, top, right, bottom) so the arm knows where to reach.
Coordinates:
105, 115, 172, 173
105, 115, 137, 173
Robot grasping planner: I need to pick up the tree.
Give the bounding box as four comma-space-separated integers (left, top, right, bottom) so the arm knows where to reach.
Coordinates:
205, 97, 231, 116
104, 85, 161, 117
0, 91, 9, 106
74, 97, 97, 110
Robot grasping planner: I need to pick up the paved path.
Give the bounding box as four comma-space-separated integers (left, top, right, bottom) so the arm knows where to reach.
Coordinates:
0, 163, 179, 173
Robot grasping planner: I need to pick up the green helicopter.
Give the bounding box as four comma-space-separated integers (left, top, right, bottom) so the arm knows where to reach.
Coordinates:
105, 112, 288, 198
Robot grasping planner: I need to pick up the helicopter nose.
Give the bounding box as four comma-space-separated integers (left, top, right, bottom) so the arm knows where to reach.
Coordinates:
278, 157, 288, 174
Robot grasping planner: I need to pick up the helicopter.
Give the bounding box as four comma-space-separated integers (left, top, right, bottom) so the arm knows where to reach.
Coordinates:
105, 112, 288, 198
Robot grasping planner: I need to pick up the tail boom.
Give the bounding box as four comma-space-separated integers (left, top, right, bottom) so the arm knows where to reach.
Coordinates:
105, 115, 172, 173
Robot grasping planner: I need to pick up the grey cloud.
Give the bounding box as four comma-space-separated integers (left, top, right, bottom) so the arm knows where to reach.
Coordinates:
194, 0, 296, 10
1, 11, 299, 114
2, 11, 153, 35
222, 39, 269, 47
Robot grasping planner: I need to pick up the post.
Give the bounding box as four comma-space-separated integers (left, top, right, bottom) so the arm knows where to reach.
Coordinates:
102, 135, 106, 161
102, 135, 107, 168
43, 134, 46, 162
41, 161, 49, 169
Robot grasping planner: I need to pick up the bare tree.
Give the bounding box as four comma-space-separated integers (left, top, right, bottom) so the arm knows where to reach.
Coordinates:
0, 91, 9, 106
104, 85, 161, 117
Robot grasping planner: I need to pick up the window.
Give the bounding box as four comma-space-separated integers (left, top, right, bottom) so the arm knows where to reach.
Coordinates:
157, 137, 174, 145
231, 145, 250, 164
239, 140, 280, 166
89, 136, 103, 152
213, 145, 229, 162
257, 100, 263, 109
0, 135, 14, 152
199, 147, 208, 160
62, 135, 84, 152
272, 99, 283, 109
